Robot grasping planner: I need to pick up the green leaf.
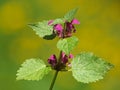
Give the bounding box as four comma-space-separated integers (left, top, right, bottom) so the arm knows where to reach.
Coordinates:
43, 33, 56, 40
16, 58, 51, 81
71, 52, 114, 83
57, 36, 78, 55
52, 18, 65, 25
28, 20, 53, 38
64, 8, 78, 21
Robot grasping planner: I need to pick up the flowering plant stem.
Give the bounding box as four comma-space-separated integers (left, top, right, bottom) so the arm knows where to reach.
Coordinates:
49, 71, 58, 90
49, 51, 62, 90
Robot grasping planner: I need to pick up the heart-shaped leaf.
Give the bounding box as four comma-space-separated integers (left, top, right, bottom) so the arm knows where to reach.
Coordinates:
16, 58, 51, 81
57, 36, 78, 55
71, 52, 114, 83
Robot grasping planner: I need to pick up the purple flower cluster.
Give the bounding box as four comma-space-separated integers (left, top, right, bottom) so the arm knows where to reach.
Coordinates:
48, 52, 74, 68
47, 18, 79, 70
48, 19, 80, 38
48, 54, 57, 67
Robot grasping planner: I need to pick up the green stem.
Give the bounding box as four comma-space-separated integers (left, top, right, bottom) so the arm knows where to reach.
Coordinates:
49, 70, 59, 90
49, 51, 62, 90
62, 23, 66, 38
58, 51, 62, 63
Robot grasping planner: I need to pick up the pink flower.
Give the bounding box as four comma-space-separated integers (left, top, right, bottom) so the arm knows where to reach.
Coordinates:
54, 24, 63, 38
71, 19, 80, 24
69, 54, 74, 59
65, 19, 80, 36
61, 52, 74, 64
54, 24, 63, 31
48, 54, 57, 66
48, 19, 80, 38
48, 20, 54, 25
61, 52, 68, 64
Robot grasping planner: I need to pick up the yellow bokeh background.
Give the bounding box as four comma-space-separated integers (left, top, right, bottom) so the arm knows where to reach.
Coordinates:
0, 0, 120, 90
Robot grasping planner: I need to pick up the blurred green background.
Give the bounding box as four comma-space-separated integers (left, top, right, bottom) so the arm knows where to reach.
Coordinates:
0, 0, 120, 90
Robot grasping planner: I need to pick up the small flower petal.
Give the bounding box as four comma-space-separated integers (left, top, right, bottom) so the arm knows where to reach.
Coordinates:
48, 20, 54, 25
48, 54, 57, 66
66, 22, 73, 30
54, 24, 63, 31
69, 54, 74, 59
61, 52, 68, 64
71, 19, 80, 24
62, 56, 68, 64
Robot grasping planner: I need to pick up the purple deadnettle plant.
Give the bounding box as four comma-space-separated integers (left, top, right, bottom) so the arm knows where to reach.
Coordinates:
16, 8, 114, 90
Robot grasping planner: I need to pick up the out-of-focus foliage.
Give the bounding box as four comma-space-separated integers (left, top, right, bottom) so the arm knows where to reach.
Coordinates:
0, 0, 120, 90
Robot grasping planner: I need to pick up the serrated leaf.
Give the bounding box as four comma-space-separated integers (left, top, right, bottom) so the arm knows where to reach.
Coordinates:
57, 36, 78, 55
71, 52, 114, 83
64, 8, 78, 21
28, 20, 53, 38
52, 18, 65, 25
16, 58, 51, 81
